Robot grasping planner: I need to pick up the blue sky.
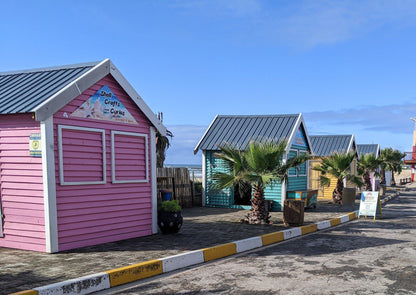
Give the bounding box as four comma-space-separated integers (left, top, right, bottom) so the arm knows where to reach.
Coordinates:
2, 0, 416, 164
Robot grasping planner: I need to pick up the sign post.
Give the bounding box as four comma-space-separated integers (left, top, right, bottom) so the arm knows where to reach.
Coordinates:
358, 191, 382, 220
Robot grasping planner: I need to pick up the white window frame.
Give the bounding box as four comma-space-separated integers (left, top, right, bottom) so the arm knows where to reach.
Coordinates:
298, 150, 308, 177
288, 149, 298, 178
111, 130, 149, 184
58, 125, 107, 186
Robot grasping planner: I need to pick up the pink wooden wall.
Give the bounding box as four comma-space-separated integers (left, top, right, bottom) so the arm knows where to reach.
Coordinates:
54, 75, 153, 251
0, 114, 46, 252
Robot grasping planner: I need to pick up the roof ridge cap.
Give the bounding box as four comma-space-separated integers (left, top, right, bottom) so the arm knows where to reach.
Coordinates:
217, 114, 299, 118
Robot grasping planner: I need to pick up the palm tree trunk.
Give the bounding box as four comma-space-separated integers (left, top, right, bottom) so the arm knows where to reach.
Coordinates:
333, 179, 343, 204
247, 184, 269, 224
363, 172, 372, 191
380, 168, 386, 184
391, 172, 396, 186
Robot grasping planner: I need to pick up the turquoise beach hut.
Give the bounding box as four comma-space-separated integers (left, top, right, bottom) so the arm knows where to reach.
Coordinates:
193, 114, 314, 211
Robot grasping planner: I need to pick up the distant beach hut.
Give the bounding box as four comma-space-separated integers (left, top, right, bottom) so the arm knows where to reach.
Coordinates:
357, 144, 380, 159
309, 135, 358, 200
0, 59, 166, 253
357, 144, 381, 190
193, 114, 314, 212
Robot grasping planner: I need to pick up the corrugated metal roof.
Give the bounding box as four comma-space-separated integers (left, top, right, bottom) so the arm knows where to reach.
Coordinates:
194, 114, 300, 152
310, 135, 354, 157
357, 144, 380, 158
0, 61, 100, 114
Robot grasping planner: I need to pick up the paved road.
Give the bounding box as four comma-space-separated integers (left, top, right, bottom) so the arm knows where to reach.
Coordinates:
98, 191, 416, 295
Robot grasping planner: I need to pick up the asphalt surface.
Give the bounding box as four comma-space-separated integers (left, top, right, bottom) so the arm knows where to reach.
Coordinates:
97, 189, 416, 295
1, 188, 407, 294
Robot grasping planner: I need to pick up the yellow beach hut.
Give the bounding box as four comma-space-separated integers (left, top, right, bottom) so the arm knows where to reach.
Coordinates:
308, 135, 358, 200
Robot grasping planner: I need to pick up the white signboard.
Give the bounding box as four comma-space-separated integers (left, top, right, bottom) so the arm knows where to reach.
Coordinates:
358, 191, 380, 218
385, 171, 392, 186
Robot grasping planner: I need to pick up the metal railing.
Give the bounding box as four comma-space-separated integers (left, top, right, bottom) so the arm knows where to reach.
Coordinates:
400, 177, 412, 185
404, 152, 415, 161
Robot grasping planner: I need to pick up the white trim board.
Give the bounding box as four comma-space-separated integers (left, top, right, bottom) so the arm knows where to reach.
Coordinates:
150, 127, 158, 234
41, 117, 59, 253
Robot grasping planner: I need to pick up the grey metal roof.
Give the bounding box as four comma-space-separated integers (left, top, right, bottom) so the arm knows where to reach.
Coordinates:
357, 144, 380, 158
0, 61, 100, 114
194, 114, 303, 153
310, 135, 355, 157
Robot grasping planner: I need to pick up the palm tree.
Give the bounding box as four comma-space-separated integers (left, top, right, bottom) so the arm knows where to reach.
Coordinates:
313, 152, 363, 204
390, 149, 405, 186
379, 148, 393, 185
213, 140, 310, 224
379, 148, 405, 186
156, 129, 173, 168
357, 153, 380, 191
156, 112, 173, 168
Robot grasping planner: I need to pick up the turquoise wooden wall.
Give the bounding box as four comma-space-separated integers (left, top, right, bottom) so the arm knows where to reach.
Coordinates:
204, 125, 310, 211
264, 180, 282, 211
205, 151, 233, 208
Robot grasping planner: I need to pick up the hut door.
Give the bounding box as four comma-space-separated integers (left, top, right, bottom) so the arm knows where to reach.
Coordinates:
233, 183, 252, 205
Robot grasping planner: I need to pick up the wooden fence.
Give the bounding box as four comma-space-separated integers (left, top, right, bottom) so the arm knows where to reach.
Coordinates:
157, 167, 202, 208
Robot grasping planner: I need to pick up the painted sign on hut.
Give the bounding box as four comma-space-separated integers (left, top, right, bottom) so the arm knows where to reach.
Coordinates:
308, 135, 358, 200
193, 114, 314, 211
0, 59, 166, 253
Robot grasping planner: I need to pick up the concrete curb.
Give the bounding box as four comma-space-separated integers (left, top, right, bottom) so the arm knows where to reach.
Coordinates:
10, 192, 399, 295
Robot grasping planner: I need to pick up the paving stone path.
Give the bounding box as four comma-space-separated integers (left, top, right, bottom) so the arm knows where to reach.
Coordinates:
0, 196, 371, 294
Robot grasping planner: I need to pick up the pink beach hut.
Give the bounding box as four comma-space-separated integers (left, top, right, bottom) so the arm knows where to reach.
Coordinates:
0, 59, 166, 253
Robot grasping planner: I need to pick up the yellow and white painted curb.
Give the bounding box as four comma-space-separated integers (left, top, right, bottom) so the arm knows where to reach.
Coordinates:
380, 191, 400, 204
387, 187, 407, 192
10, 192, 400, 295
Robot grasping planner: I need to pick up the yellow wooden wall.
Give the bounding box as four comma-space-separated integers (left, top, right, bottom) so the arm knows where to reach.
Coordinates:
309, 157, 357, 200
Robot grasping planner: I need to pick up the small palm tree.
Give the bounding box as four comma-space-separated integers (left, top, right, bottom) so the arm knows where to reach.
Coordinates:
390, 149, 405, 186
213, 140, 310, 224
156, 112, 173, 168
357, 153, 380, 191
313, 152, 363, 204
379, 148, 393, 185
379, 148, 405, 186
156, 129, 173, 168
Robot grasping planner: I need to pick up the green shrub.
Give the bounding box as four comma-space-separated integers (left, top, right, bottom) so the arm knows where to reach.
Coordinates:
159, 200, 181, 212
194, 182, 202, 194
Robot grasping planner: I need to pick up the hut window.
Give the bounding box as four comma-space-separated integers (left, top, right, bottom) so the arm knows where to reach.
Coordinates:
288, 150, 298, 177
298, 151, 307, 176
58, 125, 106, 185
111, 131, 149, 184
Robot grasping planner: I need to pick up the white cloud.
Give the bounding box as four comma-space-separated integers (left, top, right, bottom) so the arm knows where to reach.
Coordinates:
304, 102, 416, 151
164, 103, 416, 165
304, 102, 416, 134
171, 0, 416, 48
165, 125, 207, 165
274, 0, 416, 48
